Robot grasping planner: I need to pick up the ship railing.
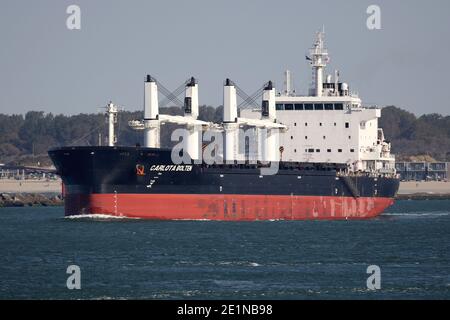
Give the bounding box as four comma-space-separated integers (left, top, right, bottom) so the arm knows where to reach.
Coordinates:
200, 161, 346, 172
336, 170, 397, 179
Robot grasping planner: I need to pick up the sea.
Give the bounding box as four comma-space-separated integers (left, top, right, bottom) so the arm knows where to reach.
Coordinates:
0, 200, 449, 300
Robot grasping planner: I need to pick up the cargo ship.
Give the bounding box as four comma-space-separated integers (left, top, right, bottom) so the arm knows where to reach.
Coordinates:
49, 32, 399, 220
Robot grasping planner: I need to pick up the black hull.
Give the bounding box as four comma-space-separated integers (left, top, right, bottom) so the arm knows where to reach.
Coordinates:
49, 146, 399, 197
48, 146, 399, 220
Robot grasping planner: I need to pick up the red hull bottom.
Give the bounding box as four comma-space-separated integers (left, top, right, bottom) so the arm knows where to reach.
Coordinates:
64, 193, 394, 220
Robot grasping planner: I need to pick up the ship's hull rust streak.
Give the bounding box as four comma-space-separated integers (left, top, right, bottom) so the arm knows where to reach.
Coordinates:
65, 193, 394, 220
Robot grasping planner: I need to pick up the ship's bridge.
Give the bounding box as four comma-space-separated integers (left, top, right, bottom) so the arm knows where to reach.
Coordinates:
274, 95, 362, 111
241, 99, 394, 174
240, 31, 395, 175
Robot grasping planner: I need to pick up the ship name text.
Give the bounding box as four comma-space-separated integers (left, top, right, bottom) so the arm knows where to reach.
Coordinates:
150, 164, 193, 172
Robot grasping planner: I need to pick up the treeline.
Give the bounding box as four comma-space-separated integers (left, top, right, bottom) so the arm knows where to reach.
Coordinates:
0, 105, 449, 166
379, 106, 450, 162
0, 106, 223, 165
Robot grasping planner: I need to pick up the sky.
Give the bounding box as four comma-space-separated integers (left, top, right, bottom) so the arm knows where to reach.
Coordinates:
0, 0, 449, 116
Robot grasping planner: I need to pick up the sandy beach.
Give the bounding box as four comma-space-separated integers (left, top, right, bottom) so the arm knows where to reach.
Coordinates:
397, 181, 450, 195
0, 179, 62, 193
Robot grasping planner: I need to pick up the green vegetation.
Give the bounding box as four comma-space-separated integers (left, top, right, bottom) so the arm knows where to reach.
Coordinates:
0, 105, 448, 166
379, 106, 450, 162
0, 106, 222, 166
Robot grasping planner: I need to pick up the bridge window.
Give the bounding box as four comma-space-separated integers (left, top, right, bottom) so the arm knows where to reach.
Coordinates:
325, 103, 334, 110
295, 104, 303, 110
335, 103, 344, 110
304, 104, 313, 110
276, 104, 284, 110
314, 104, 324, 110
285, 103, 294, 110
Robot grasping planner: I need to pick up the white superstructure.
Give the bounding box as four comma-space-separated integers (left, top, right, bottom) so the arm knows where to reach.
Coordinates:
130, 77, 286, 163
126, 31, 395, 175
129, 76, 213, 160
241, 31, 395, 174
143, 76, 160, 148
105, 102, 118, 147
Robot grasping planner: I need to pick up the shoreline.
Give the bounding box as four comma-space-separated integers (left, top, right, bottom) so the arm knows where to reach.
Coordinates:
0, 192, 63, 207
396, 181, 450, 200
396, 193, 450, 200
0, 180, 449, 208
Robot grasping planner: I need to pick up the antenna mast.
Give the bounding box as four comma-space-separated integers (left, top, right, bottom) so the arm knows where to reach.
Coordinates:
309, 30, 329, 97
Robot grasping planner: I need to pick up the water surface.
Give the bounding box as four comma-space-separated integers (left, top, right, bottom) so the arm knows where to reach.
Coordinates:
0, 200, 449, 299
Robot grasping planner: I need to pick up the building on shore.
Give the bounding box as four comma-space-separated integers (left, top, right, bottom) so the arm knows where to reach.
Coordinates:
395, 162, 449, 181
0, 165, 58, 181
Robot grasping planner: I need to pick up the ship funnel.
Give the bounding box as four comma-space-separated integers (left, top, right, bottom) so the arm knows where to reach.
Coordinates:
262, 81, 276, 121
106, 102, 118, 147
184, 77, 201, 160
144, 74, 159, 120
184, 77, 199, 118
223, 79, 238, 162
144, 75, 160, 148
223, 79, 237, 123
261, 80, 278, 162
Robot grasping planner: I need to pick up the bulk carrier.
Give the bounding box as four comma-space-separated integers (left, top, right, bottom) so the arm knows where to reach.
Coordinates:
49, 32, 399, 220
